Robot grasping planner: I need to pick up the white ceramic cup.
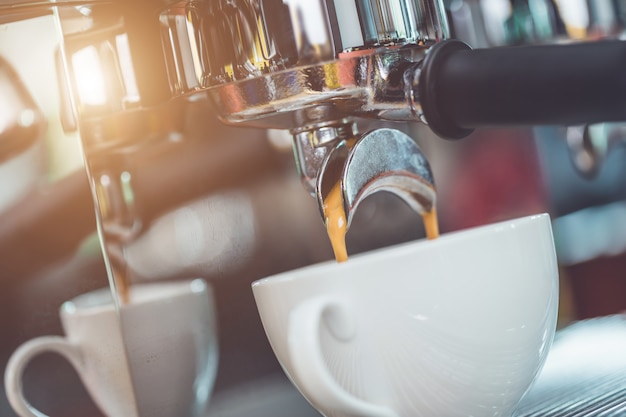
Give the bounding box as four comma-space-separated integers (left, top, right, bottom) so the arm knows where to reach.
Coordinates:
5, 279, 219, 417
252, 214, 559, 417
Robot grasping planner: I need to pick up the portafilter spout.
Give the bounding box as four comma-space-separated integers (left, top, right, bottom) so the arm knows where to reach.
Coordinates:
316, 128, 435, 231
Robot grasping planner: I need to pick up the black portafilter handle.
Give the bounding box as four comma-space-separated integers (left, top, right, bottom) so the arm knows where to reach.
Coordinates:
416, 39, 626, 139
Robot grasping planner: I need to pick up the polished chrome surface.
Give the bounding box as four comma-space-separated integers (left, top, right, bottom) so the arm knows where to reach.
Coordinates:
292, 119, 356, 195
155, 0, 448, 128
336, 0, 449, 50
164, 0, 299, 89
158, 0, 448, 91
207, 46, 430, 129
171, 0, 449, 226
317, 128, 435, 229
46, 0, 448, 275
46, 0, 449, 229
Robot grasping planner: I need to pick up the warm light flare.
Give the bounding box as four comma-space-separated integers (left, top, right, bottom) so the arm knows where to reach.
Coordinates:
71, 45, 107, 106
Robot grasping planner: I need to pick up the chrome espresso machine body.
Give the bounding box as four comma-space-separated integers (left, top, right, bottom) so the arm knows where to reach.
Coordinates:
52, 0, 626, 230
62, 0, 451, 231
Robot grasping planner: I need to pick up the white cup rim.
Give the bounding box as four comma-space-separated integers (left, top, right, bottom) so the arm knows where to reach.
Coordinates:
61, 279, 209, 316
252, 213, 551, 288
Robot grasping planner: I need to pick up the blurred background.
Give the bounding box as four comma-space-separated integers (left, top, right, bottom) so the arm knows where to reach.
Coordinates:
1, 0, 626, 416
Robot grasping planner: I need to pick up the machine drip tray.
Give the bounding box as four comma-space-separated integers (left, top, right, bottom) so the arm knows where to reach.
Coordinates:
516, 315, 626, 417
206, 315, 626, 417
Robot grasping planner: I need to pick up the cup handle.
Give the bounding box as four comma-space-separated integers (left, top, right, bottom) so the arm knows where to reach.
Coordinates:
287, 296, 398, 417
4, 336, 85, 417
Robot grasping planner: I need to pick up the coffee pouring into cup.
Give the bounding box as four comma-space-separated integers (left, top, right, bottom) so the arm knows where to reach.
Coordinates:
5, 0, 626, 416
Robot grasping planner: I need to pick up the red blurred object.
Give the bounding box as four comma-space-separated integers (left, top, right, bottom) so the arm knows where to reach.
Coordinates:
443, 128, 549, 231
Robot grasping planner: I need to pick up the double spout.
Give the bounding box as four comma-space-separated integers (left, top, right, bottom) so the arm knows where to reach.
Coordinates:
315, 128, 435, 230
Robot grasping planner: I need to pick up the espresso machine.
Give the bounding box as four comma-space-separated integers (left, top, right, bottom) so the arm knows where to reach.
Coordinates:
3, 0, 626, 416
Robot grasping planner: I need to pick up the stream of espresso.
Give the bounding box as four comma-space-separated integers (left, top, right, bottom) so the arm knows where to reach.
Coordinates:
323, 182, 350, 262
422, 207, 440, 240
323, 181, 439, 263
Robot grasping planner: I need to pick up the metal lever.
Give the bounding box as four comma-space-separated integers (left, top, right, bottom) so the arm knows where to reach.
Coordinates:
316, 128, 435, 230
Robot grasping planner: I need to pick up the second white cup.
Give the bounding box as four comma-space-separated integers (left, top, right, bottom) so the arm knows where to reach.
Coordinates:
5, 279, 219, 417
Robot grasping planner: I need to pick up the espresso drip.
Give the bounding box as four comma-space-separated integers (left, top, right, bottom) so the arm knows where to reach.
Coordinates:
323, 183, 440, 263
